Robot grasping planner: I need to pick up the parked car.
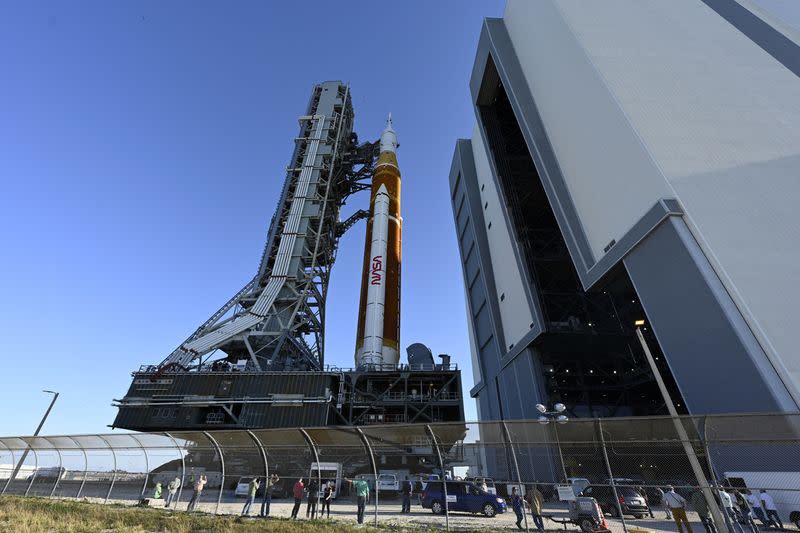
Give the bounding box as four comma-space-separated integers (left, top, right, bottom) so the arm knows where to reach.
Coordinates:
580, 485, 649, 518
604, 478, 664, 505
421, 480, 507, 517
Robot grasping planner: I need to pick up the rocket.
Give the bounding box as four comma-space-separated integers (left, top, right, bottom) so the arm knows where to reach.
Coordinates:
355, 115, 402, 368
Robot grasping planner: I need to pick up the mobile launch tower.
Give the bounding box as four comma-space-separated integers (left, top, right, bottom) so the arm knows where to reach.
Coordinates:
113, 82, 463, 432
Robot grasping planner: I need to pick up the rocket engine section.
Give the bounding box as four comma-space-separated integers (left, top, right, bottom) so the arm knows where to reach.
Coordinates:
355, 115, 402, 368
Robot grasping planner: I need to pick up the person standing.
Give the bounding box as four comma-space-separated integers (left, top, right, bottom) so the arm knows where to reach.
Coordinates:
306, 478, 319, 519
260, 473, 279, 517
401, 476, 413, 514
525, 484, 545, 532
321, 481, 333, 518
656, 487, 671, 519
760, 489, 784, 529
747, 490, 768, 526
736, 490, 759, 533
664, 485, 694, 533
241, 477, 260, 516
511, 486, 525, 531
691, 490, 717, 533
186, 474, 207, 512
291, 478, 304, 519
165, 477, 180, 508
347, 477, 370, 525
720, 489, 746, 533
153, 481, 162, 500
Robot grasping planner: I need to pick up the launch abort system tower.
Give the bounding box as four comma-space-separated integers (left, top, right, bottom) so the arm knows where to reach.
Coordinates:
113, 81, 464, 432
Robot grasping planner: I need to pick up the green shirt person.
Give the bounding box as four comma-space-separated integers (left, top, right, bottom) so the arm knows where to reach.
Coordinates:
353, 479, 369, 498
347, 478, 371, 525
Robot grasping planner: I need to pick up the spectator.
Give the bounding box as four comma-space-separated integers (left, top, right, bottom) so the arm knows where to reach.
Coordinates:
306, 478, 319, 519
321, 481, 333, 518
735, 490, 759, 533
260, 473, 279, 517
186, 474, 207, 512
511, 486, 525, 531
760, 490, 784, 529
746, 490, 767, 526
664, 485, 693, 533
525, 484, 545, 532
346, 477, 370, 525
720, 489, 745, 533
153, 481, 162, 500
291, 478, 304, 519
401, 476, 413, 514
241, 477, 260, 516
165, 477, 180, 508
691, 490, 717, 533
655, 487, 671, 519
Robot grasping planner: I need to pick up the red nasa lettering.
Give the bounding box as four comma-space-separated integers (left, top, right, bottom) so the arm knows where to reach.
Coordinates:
370, 255, 383, 285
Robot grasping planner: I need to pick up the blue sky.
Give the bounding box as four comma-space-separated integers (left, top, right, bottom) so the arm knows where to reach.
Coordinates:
0, 0, 504, 436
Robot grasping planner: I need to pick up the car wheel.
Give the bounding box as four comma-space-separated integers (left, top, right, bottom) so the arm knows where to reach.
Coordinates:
579, 518, 595, 533
635, 514, 645, 519
431, 500, 443, 515
482, 503, 497, 517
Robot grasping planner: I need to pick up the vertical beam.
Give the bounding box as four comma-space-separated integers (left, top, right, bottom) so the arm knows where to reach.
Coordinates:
165, 433, 185, 509
1, 444, 15, 495
597, 420, 628, 533
246, 430, 270, 516
203, 431, 225, 515
66, 436, 88, 499
299, 429, 322, 519
356, 428, 379, 527
502, 422, 529, 532
426, 424, 450, 531
130, 435, 150, 500
23, 445, 39, 497
97, 436, 118, 505
44, 437, 62, 499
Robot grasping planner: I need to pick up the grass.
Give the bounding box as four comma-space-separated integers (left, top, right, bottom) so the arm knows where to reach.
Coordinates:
0, 495, 369, 533
0, 495, 495, 533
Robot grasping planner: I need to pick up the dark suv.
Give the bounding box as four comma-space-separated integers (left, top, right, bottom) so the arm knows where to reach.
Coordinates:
421, 480, 507, 517
580, 485, 649, 518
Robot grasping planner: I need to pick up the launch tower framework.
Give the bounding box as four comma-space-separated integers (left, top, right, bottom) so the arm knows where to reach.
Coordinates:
113, 82, 464, 432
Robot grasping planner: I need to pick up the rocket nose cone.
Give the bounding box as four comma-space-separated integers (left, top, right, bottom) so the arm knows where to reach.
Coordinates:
380, 113, 398, 154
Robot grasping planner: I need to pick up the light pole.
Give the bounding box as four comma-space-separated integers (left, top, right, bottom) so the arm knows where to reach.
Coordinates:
8, 390, 59, 487
536, 402, 568, 481
634, 320, 728, 533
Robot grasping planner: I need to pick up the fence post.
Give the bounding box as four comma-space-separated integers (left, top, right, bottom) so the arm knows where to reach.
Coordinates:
355, 428, 379, 527
23, 445, 39, 497
425, 424, 450, 532
299, 429, 322, 519
97, 436, 117, 505
44, 438, 62, 499
502, 421, 529, 532
246, 430, 270, 516
700, 416, 731, 533
597, 419, 629, 533
66, 436, 88, 499
130, 435, 150, 500
203, 431, 225, 515
164, 433, 185, 509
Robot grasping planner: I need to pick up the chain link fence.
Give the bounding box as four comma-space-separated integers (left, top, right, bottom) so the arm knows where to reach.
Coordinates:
1, 414, 799, 532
